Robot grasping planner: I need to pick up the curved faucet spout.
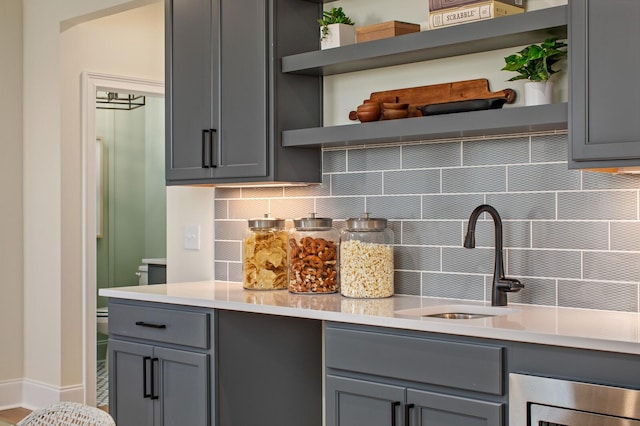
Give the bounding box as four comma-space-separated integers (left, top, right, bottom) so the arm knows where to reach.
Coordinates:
464, 204, 523, 306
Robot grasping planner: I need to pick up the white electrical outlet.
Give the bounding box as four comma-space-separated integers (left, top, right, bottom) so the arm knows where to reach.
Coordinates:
183, 224, 201, 250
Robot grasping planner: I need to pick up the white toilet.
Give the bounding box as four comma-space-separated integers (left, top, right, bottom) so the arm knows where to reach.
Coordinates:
96, 261, 154, 336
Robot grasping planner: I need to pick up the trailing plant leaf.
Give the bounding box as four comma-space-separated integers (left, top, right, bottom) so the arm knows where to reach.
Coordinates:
502, 37, 568, 82
318, 7, 355, 40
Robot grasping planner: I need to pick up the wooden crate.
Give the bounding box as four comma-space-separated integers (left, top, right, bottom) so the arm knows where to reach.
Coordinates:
356, 21, 420, 43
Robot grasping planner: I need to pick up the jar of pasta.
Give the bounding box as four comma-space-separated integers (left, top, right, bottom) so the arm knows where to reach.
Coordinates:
288, 213, 339, 294
340, 213, 394, 298
243, 215, 288, 290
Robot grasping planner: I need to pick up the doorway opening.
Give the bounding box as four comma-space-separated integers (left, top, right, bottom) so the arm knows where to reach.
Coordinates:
82, 72, 164, 406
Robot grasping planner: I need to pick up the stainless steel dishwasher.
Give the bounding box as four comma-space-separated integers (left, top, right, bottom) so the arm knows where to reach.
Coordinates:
510, 373, 640, 425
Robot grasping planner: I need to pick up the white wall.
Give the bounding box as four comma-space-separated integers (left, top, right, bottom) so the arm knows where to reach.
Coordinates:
21, 0, 162, 407
0, 0, 25, 408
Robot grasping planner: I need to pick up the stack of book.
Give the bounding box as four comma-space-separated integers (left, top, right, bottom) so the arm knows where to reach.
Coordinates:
428, 0, 525, 30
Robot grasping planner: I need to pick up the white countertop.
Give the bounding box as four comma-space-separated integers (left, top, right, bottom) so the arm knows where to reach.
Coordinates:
99, 281, 640, 356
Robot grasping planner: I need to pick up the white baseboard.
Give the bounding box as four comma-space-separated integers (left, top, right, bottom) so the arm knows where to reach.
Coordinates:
0, 379, 84, 411
0, 379, 23, 410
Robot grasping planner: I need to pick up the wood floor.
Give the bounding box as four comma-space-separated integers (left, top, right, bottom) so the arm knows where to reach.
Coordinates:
0, 406, 108, 424
0, 407, 30, 424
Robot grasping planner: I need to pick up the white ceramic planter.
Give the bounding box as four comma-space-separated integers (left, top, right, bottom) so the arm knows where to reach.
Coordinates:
524, 81, 553, 106
320, 23, 356, 50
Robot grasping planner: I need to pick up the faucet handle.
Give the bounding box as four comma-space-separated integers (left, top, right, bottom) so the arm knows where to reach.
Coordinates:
498, 277, 524, 292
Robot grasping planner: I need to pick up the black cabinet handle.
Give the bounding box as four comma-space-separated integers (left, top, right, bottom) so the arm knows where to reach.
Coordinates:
202, 129, 210, 168
143, 356, 151, 398
210, 128, 218, 168
405, 403, 414, 426
135, 321, 166, 329
391, 401, 401, 426
150, 357, 159, 400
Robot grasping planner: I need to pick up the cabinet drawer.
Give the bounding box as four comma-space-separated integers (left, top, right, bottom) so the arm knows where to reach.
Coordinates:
325, 325, 504, 395
109, 302, 209, 349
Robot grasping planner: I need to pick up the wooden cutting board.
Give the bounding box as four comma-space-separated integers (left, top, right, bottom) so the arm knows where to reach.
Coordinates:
357, 78, 516, 118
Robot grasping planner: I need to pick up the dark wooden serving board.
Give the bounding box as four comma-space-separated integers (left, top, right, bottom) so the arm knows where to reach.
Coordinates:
352, 78, 516, 119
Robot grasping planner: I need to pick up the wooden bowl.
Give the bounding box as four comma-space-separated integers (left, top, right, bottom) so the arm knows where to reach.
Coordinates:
357, 102, 381, 113
382, 102, 409, 110
381, 109, 409, 120
355, 110, 381, 122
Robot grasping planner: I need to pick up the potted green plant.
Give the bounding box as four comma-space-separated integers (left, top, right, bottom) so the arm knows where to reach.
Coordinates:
502, 37, 568, 105
318, 7, 355, 50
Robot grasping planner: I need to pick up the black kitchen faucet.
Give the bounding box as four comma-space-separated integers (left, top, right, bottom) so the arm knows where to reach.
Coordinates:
464, 204, 524, 306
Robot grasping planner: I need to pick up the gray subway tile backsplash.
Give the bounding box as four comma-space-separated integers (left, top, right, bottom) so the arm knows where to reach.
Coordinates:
532, 221, 609, 251
422, 272, 485, 300
366, 195, 421, 220
348, 146, 401, 171
530, 133, 568, 163
383, 169, 440, 195
402, 142, 461, 169
422, 194, 486, 220
463, 137, 529, 166
213, 133, 640, 312
331, 171, 383, 196
558, 191, 638, 220
485, 192, 557, 220
442, 166, 506, 193
558, 280, 638, 312
402, 220, 462, 246
323, 150, 346, 173
508, 163, 581, 192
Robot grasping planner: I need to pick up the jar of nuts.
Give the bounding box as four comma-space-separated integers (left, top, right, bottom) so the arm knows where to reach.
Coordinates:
243, 215, 288, 290
288, 213, 340, 294
340, 213, 394, 298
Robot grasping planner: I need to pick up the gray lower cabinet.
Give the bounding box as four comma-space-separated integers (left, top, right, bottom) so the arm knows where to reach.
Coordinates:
326, 376, 502, 426
109, 340, 208, 426
325, 323, 505, 426
108, 301, 212, 426
569, 0, 640, 168
165, 0, 321, 185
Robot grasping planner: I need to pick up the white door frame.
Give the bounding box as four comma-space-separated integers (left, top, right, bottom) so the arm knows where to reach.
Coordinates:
81, 72, 164, 405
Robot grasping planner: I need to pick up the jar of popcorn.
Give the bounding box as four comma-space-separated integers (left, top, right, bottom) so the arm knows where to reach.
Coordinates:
288, 213, 340, 294
340, 213, 394, 298
243, 215, 288, 290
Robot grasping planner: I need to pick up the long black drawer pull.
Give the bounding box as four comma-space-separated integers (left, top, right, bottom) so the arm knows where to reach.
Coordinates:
210, 128, 218, 168
202, 129, 210, 168
135, 321, 166, 329
150, 357, 159, 400
405, 403, 415, 426
391, 401, 401, 426
143, 356, 151, 398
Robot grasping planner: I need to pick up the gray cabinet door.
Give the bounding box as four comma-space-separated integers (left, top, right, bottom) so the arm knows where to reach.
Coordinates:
165, 0, 215, 181
155, 347, 209, 426
326, 375, 405, 426
214, 0, 268, 179
407, 389, 503, 426
110, 340, 209, 426
569, 0, 640, 168
109, 339, 154, 426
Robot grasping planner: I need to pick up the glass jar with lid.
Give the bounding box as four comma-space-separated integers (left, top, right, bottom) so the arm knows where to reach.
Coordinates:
288, 213, 340, 294
243, 214, 288, 290
340, 213, 394, 298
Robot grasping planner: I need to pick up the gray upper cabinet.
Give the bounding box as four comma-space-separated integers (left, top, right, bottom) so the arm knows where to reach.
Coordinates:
569, 0, 640, 168
166, 0, 322, 185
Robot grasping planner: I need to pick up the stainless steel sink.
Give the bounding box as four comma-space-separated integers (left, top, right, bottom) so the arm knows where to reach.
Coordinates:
395, 304, 519, 319
425, 312, 494, 320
